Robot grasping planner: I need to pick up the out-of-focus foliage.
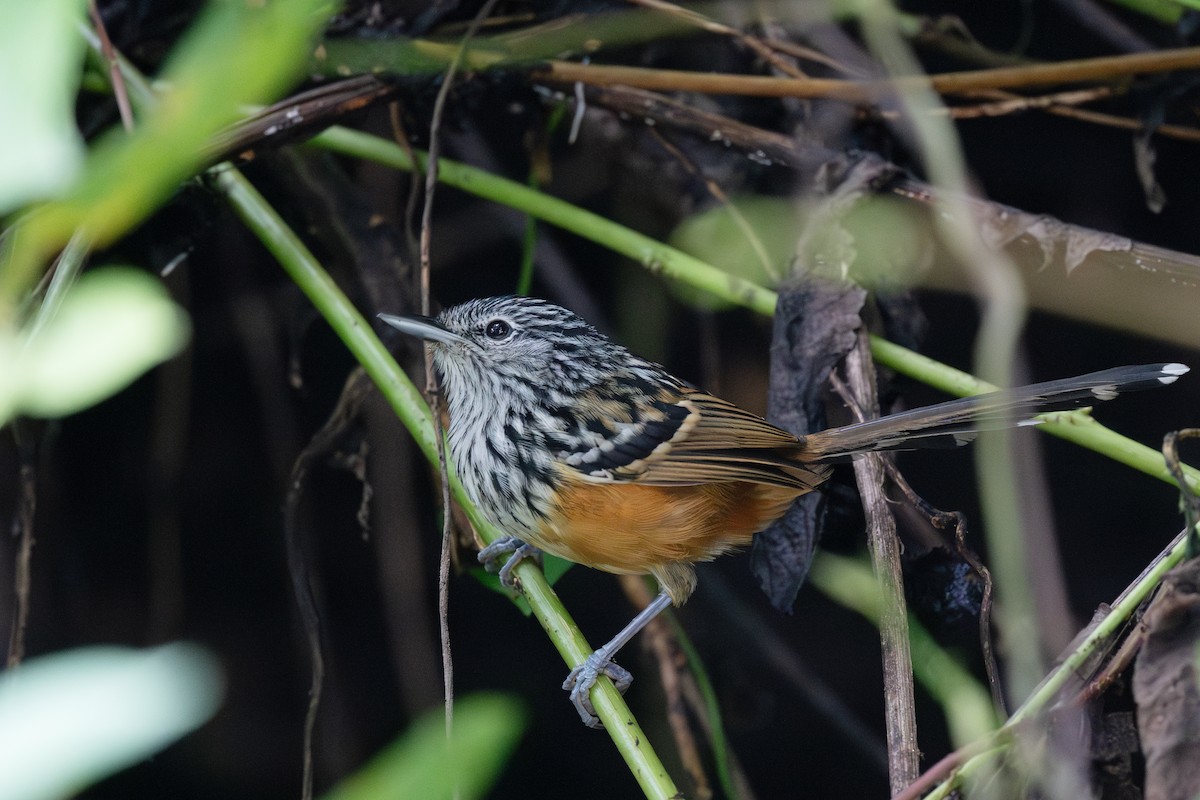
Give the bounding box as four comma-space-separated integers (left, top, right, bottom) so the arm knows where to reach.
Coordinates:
0, 645, 223, 800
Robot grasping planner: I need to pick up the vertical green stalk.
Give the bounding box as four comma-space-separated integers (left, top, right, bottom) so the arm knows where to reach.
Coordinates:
210, 164, 679, 800
856, 0, 1039, 703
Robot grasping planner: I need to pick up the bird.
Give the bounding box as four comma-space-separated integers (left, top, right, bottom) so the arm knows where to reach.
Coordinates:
378, 295, 1188, 727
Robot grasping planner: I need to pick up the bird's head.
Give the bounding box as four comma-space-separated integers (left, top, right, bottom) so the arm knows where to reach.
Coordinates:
379, 296, 625, 398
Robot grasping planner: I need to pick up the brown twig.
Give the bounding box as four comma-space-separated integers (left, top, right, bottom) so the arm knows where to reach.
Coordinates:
625, 0, 807, 79
950, 86, 1200, 143
1163, 429, 1200, 557
762, 35, 871, 77
537, 46, 1200, 101
284, 370, 377, 800
909, 16, 1035, 71
948, 86, 1115, 119
834, 338, 921, 793
386, 102, 423, 262
206, 76, 398, 166
882, 463, 1006, 717
620, 575, 712, 799
5, 424, 37, 669
1037, 103, 1200, 143
1069, 612, 1149, 706
890, 739, 997, 800
87, 0, 134, 131
420, 0, 503, 759
1047, 0, 1154, 54
643, 127, 779, 281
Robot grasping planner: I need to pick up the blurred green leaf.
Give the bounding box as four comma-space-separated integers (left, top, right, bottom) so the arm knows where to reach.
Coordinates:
0, 644, 223, 800
2, 0, 338, 300
668, 194, 929, 310
668, 196, 792, 311
312, 10, 694, 77
838, 195, 928, 288
1104, 0, 1187, 22
322, 694, 525, 800
0, 266, 190, 422
810, 553, 999, 745
0, 0, 89, 216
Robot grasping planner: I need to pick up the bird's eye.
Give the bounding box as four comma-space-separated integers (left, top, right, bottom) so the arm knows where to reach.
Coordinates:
485, 319, 512, 340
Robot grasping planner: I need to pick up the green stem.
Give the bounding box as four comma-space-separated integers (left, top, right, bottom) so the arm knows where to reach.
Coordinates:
665, 609, 739, 799
925, 527, 1192, 796
209, 164, 678, 800
307, 122, 1200, 792
308, 124, 1200, 495
310, 126, 780, 316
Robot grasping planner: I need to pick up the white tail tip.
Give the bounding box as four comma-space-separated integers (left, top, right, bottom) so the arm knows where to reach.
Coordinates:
1160, 363, 1190, 384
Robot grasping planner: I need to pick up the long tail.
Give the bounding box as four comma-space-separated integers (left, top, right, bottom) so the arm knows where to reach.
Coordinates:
805, 363, 1189, 459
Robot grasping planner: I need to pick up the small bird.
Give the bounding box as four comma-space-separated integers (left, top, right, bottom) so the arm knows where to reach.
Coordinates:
379, 296, 1187, 727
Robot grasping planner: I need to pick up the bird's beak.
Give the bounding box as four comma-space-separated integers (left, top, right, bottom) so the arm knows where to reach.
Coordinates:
377, 312, 471, 347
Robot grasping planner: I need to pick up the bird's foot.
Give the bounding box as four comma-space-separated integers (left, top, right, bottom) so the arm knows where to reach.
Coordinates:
477, 536, 542, 589
562, 647, 633, 729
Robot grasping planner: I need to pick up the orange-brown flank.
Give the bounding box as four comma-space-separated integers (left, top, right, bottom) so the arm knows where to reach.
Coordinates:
534, 474, 808, 574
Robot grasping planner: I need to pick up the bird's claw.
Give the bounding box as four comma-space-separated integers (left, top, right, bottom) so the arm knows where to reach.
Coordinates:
562, 647, 633, 728
477, 536, 542, 589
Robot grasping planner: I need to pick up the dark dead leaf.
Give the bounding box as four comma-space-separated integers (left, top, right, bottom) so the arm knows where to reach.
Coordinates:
753, 278, 865, 612
1133, 557, 1200, 800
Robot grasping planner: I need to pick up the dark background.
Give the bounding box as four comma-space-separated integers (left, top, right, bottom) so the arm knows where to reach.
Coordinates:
3, 1, 1200, 798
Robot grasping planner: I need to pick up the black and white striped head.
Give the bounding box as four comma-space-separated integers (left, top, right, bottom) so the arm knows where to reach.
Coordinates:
379, 296, 637, 398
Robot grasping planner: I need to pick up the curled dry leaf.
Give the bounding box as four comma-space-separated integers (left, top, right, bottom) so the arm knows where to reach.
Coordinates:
1133, 557, 1200, 800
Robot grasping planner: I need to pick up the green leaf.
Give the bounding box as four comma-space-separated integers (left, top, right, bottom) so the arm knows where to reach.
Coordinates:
322, 694, 525, 800
1103, 0, 1186, 22
0, 644, 223, 800
668, 195, 794, 310
2, 0, 339, 300
0, 266, 190, 422
0, 0, 88, 214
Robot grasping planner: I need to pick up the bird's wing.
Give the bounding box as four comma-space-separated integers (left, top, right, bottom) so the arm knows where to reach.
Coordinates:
550, 387, 828, 490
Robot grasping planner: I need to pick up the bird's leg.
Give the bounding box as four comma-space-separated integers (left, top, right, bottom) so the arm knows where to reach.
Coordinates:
477, 536, 543, 589
563, 590, 674, 728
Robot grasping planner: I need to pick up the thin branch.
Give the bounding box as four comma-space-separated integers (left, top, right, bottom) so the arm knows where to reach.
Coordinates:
762, 35, 872, 76
87, 0, 134, 131
834, 339, 920, 792
1047, 0, 1155, 53
1036, 102, 1200, 143
644, 127, 779, 281
859, 0, 1038, 705
418, 0, 503, 761
620, 575, 712, 799
5, 425, 37, 668
891, 740, 998, 800
385, 103, 423, 261
947, 86, 1114, 119
624, 0, 807, 79
535, 46, 1200, 101
883, 465, 1006, 716
1163, 429, 1200, 557
1069, 612, 1149, 706
280, 364, 384, 800
920, 526, 1196, 798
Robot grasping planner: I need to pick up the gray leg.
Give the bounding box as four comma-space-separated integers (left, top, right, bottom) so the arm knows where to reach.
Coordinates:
477, 536, 542, 589
562, 591, 673, 728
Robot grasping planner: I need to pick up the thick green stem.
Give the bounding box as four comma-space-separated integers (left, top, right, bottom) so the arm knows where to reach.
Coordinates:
210, 165, 679, 800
